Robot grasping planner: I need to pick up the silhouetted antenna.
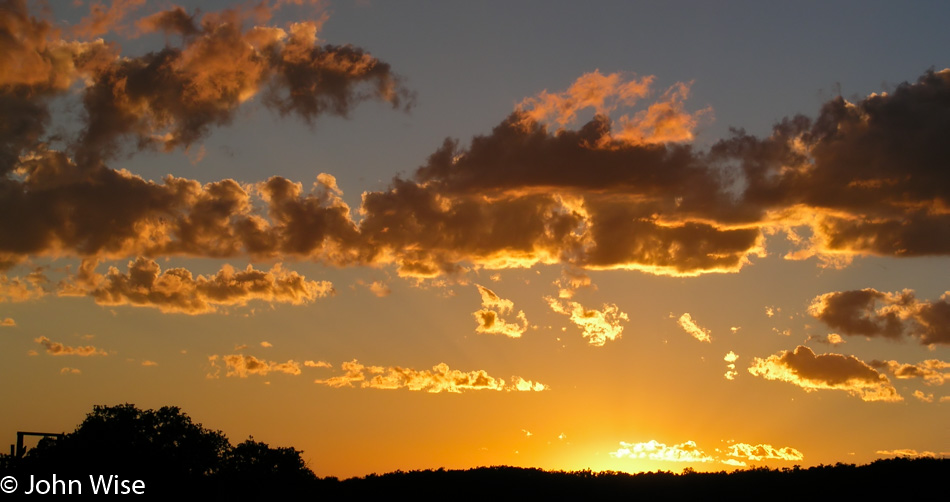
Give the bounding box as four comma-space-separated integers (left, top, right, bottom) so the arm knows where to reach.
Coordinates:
13, 431, 65, 458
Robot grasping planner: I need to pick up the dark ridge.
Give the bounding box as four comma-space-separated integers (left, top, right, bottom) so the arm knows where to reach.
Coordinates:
2, 404, 945, 499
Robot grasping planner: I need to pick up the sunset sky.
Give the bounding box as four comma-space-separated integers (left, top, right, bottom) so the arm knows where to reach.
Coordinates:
1, 0, 948, 478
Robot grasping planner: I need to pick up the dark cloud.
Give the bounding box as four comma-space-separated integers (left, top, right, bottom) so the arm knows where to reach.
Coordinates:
809, 288, 950, 345
3, 2, 950, 282
748, 345, 901, 402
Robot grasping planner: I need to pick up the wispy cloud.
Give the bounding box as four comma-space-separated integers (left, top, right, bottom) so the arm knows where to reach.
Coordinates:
473, 284, 529, 338
207, 354, 302, 378
60, 258, 333, 314
35, 336, 107, 356
547, 297, 628, 346
678, 313, 712, 342
314, 359, 547, 393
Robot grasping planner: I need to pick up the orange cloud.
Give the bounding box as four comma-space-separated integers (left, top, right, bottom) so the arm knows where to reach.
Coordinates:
809, 288, 950, 345
748, 345, 901, 402
724, 351, 739, 380
62, 257, 333, 314
0, 271, 47, 303
726, 442, 804, 462
610, 440, 713, 463
876, 449, 938, 459
547, 296, 628, 346
74, 0, 146, 38
472, 284, 529, 338
678, 313, 712, 342
0, 317, 15, 327
35, 336, 106, 356
870, 359, 949, 385
208, 354, 302, 378
315, 359, 547, 393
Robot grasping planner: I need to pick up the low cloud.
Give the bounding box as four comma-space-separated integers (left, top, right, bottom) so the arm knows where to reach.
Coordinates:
748, 345, 901, 402
207, 353, 302, 378
473, 284, 529, 338
876, 449, 938, 459
678, 313, 712, 342
547, 297, 628, 346
0, 272, 47, 303
314, 359, 547, 393
724, 351, 739, 380
912, 390, 934, 403
612, 439, 804, 467
808, 288, 950, 345
35, 336, 107, 356
1, 317, 14, 327
61, 257, 333, 314
610, 440, 713, 463
726, 442, 804, 462
869, 359, 949, 385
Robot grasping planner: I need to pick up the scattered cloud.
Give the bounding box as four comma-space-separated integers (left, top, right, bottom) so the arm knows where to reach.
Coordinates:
0, 272, 47, 303
473, 284, 529, 338
368, 281, 391, 297
314, 359, 547, 393
61, 258, 333, 314
260, 341, 273, 348
1, 317, 14, 327
869, 359, 949, 385
724, 351, 739, 380
612, 439, 804, 466
34, 336, 107, 356
748, 345, 901, 402
141, 360, 158, 367
726, 442, 804, 462
876, 449, 937, 459
60, 367, 81, 375
678, 313, 711, 342
808, 288, 950, 345
912, 390, 934, 403
547, 297, 628, 346
611, 440, 713, 463
304, 360, 332, 368
207, 354, 302, 378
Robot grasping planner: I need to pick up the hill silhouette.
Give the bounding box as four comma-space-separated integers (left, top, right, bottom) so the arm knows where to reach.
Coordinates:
1, 404, 945, 498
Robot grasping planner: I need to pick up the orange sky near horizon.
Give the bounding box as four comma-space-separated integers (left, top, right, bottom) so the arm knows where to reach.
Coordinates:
0, 0, 947, 478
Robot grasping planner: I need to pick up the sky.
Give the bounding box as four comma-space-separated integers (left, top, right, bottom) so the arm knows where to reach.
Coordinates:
1, 0, 948, 477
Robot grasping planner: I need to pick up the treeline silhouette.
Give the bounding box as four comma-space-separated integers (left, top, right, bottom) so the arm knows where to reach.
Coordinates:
2, 404, 945, 498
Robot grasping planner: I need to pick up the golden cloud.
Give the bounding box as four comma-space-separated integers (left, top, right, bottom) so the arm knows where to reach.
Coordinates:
748, 345, 901, 402
870, 359, 949, 386
315, 359, 547, 393
547, 296, 628, 346
61, 257, 332, 314
610, 440, 713, 463
35, 336, 106, 356
678, 313, 712, 343
809, 288, 950, 345
207, 353, 302, 378
473, 284, 529, 338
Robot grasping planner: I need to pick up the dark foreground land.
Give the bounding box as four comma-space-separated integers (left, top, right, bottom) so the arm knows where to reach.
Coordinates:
2, 404, 945, 498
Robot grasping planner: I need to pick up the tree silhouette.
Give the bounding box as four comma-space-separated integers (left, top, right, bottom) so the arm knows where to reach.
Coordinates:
19, 403, 317, 496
